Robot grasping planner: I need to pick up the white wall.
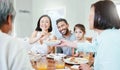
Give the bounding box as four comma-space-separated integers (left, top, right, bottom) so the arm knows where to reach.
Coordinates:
32, 0, 98, 37
14, 0, 120, 38
14, 0, 33, 37
13, 0, 98, 38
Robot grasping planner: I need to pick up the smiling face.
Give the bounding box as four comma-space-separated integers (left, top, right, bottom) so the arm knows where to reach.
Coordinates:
74, 27, 85, 40
57, 21, 69, 35
40, 16, 51, 31
89, 6, 95, 30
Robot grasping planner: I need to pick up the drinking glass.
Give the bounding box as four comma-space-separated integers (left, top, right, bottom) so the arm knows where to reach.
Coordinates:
36, 54, 48, 70
54, 56, 65, 69
84, 52, 90, 60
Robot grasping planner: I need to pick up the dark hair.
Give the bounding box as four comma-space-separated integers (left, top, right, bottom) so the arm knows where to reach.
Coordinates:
74, 24, 86, 34
56, 18, 68, 25
35, 15, 52, 32
92, 0, 120, 30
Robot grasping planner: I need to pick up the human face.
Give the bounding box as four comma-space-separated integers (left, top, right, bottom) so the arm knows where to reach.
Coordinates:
40, 17, 50, 31
74, 27, 85, 40
89, 6, 95, 30
57, 21, 69, 35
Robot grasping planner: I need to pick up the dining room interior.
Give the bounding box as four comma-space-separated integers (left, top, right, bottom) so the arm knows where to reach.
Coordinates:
11, 0, 120, 70
12, 0, 120, 39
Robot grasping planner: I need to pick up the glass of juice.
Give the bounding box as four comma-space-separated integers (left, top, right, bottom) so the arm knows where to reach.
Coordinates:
54, 56, 65, 69
83, 52, 90, 60
55, 62, 65, 69
37, 55, 48, 70
37, 64, 47, 70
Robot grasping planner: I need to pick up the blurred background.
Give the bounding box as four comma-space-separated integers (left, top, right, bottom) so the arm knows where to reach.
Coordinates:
12, 0, 120, 39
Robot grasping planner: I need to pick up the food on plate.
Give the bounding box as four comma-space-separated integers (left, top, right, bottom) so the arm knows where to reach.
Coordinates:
64, 57, 89, 64
50, 40, 58, 42
49, 40, 61, 44
70, 57, 75, 62
44, 40, 61, 46
47, 53, 66, 59
70, 57, 78, 63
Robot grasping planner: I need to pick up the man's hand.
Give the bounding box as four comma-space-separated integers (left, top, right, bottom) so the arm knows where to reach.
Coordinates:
55, 39, 69, 47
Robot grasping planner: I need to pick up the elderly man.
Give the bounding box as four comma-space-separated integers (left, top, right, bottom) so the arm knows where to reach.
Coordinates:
0, 0, 33, 70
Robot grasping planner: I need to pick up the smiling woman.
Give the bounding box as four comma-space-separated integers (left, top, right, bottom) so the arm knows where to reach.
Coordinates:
29, 15, 57, 54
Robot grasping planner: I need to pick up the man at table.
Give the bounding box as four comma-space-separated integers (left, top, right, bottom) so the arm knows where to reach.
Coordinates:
56, 18, 76, 56
0, 0, 33, 70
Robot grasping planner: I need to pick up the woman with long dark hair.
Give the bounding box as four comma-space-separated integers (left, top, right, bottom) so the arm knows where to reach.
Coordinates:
29, 15, 56, 54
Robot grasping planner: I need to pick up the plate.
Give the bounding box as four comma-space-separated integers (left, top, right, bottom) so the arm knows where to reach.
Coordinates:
71, 65, 79, 70
56, 68, 70, 70
47, 53, 66, 59
44, 40, 61, 46
56, 67, 70, 70
64, 57, 88, 65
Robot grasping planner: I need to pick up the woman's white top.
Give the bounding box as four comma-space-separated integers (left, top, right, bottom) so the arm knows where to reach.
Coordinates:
77, 29, 120, 70
31, 32, 54, 54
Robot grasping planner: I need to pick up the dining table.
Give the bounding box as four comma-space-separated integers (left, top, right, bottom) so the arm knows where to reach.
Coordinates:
31, 54, 94, 70
32, 58, 77, 70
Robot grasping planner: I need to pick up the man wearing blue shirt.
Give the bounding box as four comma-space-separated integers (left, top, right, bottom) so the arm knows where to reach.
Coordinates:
56, 18, 75, 56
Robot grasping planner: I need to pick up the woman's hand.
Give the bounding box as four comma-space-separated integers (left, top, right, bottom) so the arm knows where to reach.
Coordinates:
39, 32, 49, 44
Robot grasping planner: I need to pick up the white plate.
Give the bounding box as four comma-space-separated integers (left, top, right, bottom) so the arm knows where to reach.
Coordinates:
64, 57, 88, 65
71, 65, 79, 70
56, 68, 70, 70
56, 67, 70, 70
44, 40, 61, 46
56, 69, 70, 70
47, 53, 66, 59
